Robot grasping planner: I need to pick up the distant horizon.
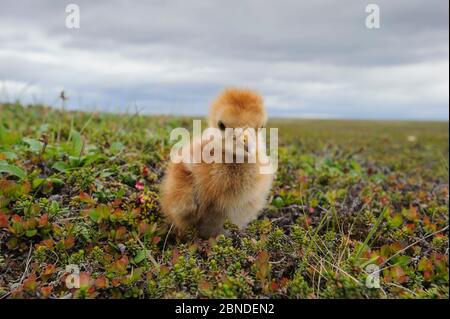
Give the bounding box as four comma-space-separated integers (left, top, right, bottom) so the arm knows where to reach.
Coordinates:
3, 100, 449, 122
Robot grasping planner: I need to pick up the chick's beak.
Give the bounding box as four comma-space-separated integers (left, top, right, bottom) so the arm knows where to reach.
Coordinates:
240, 129, 256, 154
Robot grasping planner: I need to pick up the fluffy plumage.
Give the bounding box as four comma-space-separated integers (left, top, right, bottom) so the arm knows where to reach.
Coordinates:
160, 88, 274, 238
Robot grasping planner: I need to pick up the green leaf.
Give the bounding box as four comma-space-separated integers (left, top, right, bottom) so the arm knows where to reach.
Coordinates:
70, 130, 83, 156
26, 229, 38, 237
0, 124, 20, 145
23, 138, 43, 153
32, 177, 64, 189
0, 150, 18, 160
89, 209, 101, 222
0, 164, 26, 179
32, 178, 45, 189
48, 178, 64, 185
388, 213, 403, 228
88, 205, 110, 223
110, 142, 125, 154
350, 161, 362, 174
52, 161, 70, 173
355, 207, 389, 259
83, 153, 108, 167
50, 200, 60, 214
272, 196, 285, 208
134, 250, 146, 264
391, 255, 411, 267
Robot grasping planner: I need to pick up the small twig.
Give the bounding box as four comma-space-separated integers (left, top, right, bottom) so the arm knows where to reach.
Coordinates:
385, 282, 418, 296
19, 244, 33, 284
317, 260, 323, 298
133, 234, 159, 267
269, 257, 286, 265
379, 225, 449, 268
0, 291, 11, 299
1, 243, 36, 299
321, 257, 362, 285
161, 223, 174, 261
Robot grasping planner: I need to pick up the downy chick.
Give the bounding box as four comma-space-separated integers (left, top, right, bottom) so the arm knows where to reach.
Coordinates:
160, 88, 274, 238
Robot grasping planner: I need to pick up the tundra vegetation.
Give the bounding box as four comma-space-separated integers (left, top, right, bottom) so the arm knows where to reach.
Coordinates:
0, 103, 448, 299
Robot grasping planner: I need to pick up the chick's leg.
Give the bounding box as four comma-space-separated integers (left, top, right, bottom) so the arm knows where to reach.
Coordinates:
196, 210, 226, 239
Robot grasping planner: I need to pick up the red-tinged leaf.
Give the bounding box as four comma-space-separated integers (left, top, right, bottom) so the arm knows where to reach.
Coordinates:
142, 166, 149, 177
198, 280, 212, 292
43, 264, 56, 276
95, 275, 107, 289
376, 256, 385, 265
434, 233, 445, 240
64, 235, 75, 249
111, 277, 121, 287
79, 272, 91, 289
138, 221, 149, 236
23, 274, 37, 292
152, 236, 161, 244
255, 251, 270, 281
11, 214, 22, 222
40, 286, 53, 298
172, 248, 179, 264
303, 217, 311, 227
0, 212, 8, 228
79, 191, 95, 204
37, 239, 55, 248
432, 253, 448, 273
113, 198, 122, 207
362, 250, 372, 259
25, 217, 38, 230
380, 196, 389, 206
118, 255, 129, 266
383, 273, 392, 283
418, 257, 432, 272
391, 265, 408, 284
88, 286, 97, 297
271, 281, 278, 291
109, 255, 129, 276
403, 206, 418, 221
112, 208, 124, 219
390, 242, 404, 252
280, 277, 289, 288
39, 213, 48, 227
404, 223, 416, 233
114, 226, 127, 240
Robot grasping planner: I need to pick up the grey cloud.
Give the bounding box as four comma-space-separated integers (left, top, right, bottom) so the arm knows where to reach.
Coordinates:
0, 0, 448, 119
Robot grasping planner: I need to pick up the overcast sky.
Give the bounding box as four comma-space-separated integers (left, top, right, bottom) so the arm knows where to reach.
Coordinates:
0, 0, 448, 119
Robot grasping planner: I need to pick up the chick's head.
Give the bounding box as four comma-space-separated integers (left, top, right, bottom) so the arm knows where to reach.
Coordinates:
208, 88, 267, 130
208, 88, 267, 156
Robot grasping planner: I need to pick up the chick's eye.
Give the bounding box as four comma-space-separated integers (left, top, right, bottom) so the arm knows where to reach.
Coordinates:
218, 121, 226, 130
